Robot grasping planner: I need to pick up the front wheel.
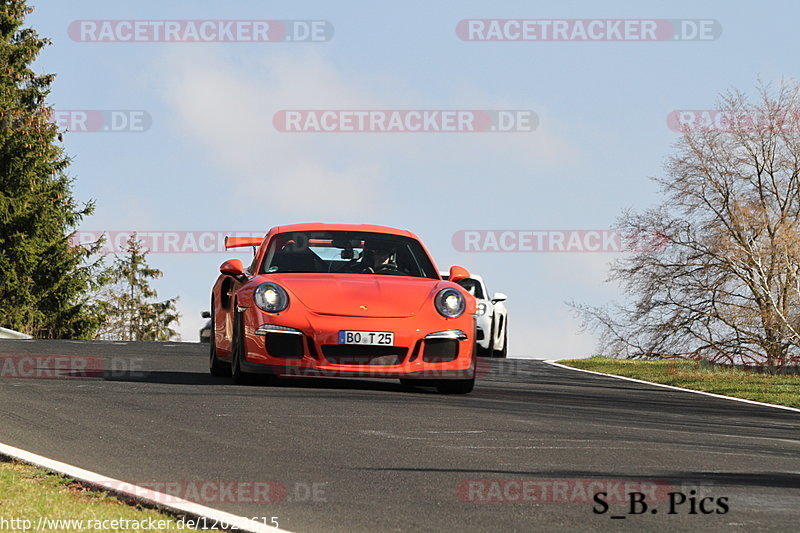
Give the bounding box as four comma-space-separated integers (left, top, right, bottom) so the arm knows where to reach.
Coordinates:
478, 320, 494, 357
231, 309, 254, 385
436, 365, 476, 393
209, 306, 230, 377
436, 377, 475, 394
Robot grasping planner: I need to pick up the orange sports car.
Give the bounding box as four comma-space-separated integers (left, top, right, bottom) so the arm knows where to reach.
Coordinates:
208, 223, 478, 394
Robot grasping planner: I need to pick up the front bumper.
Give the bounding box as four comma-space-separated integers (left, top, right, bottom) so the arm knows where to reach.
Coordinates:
240, 312, 476, 380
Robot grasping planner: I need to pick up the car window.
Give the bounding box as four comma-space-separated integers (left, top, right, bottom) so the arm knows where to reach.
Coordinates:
260, 231, 438, 279
456, 278, 485, 299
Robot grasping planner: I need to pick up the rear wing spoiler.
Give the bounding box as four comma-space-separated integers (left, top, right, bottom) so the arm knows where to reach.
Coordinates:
224, 236, 263, 249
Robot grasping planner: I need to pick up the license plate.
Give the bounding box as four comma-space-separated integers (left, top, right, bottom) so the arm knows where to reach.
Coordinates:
338, 331, 394, 346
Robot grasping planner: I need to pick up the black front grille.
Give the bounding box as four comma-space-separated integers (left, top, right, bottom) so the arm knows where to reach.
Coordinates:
265, 333, 304, 358
422, 339, 459, 363
307, 337, 319, 359
322, 345, 408, 365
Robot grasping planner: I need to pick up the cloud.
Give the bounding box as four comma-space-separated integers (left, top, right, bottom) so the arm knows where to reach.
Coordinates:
158, 47, 386, 216
157, 46, 579, 217
156, 46, 591, 349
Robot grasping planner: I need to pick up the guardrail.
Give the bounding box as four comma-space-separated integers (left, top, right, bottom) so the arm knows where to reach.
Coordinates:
0, 327, 32, 340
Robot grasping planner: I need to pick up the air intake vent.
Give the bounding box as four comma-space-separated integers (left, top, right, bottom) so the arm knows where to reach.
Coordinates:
322, 345, 408, 365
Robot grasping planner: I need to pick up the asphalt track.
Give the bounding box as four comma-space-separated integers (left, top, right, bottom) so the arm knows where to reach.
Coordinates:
0, 340, 798, 532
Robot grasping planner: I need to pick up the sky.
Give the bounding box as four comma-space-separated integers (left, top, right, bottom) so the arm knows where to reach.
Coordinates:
25, 0, 800, 358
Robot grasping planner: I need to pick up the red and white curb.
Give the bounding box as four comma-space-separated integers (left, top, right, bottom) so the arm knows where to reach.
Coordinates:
544, 360, 800, 414
0, 441, 292, 532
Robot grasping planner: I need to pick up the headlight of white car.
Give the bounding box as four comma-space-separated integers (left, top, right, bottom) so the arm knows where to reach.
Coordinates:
435, 288, 465, 318
254, 283, 289, 313
476, 302, 488, 316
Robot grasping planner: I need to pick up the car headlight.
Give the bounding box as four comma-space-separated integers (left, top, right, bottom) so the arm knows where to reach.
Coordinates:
435, 288, 465, 318
254, 283, 289, 313
476, 302, 487, 316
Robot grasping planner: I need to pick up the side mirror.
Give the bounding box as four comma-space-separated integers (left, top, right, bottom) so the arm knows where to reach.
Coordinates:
201, 311, 211, 319
448, 265, 470, 284
491, 292, 508, 303
220, 259, 246, 279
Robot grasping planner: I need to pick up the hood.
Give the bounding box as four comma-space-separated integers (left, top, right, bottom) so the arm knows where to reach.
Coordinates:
272, 274, 440, 317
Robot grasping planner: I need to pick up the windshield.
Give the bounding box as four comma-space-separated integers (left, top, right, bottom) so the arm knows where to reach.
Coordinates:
259, 231, 438, 279
456, 278, 485, 299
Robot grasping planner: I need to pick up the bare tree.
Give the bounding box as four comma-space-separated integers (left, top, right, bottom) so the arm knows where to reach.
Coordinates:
577, 81, 800, 368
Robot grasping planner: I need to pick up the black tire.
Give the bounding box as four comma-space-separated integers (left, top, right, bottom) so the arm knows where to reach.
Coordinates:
478, 320, 494, 357
436, 336, 477, 394
230, 309, 254, 385
494, 323, 508, 359
209, 305, 230, 377
436, 375, 475, 394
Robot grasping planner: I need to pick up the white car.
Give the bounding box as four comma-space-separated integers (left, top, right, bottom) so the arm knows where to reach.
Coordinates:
200, 311, 211, 343
441, 272, 508, 358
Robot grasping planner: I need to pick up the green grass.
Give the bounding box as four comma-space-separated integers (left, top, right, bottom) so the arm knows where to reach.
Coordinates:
558, 356, 800, 408
0, 460, 186, 532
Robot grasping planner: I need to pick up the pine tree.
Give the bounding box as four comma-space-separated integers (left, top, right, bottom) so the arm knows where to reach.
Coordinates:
96, 235, 181, 341
0, 0, 102, 337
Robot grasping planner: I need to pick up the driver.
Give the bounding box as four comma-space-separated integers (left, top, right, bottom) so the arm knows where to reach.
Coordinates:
360, 239, 397, 273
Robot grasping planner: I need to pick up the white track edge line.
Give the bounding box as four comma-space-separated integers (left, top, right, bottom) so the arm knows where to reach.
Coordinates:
543, 360, 800, 414
0, 441, 292, 533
